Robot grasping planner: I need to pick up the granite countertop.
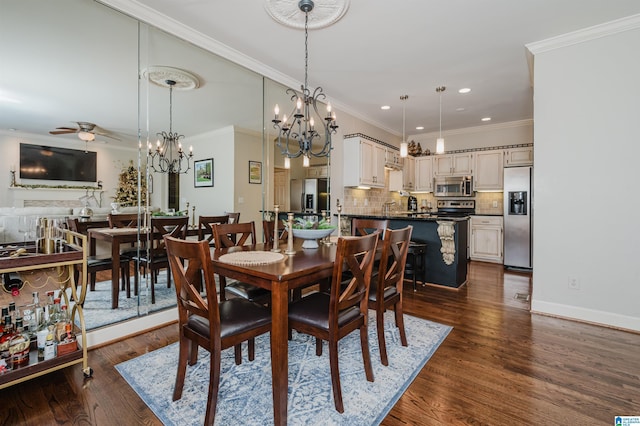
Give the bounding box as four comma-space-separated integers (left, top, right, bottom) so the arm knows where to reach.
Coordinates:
339, 213, 469, 222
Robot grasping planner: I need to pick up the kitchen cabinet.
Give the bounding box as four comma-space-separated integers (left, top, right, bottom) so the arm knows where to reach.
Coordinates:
305, 165, 328, 178
433, 152, 473, 177
384, 148, 403, 170
470, 215, 503, 263
0, 230, 92, 389
504, 146, 533, 167
474, 149, 504, 191
415, 156, 433, 192
402, 156, 415, 191
343, 137, 385, 188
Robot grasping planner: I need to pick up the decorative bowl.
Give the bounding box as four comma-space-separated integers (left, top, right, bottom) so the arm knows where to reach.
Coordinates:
291, 227, 335, 249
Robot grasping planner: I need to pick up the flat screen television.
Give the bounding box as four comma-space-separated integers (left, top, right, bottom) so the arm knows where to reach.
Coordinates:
19, 143, 97, 182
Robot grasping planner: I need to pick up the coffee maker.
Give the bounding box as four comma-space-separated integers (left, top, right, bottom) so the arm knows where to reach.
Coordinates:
408, 196, 418, 212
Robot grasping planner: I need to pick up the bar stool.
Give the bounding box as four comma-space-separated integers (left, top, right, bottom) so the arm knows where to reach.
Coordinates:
405, 242, 427, 291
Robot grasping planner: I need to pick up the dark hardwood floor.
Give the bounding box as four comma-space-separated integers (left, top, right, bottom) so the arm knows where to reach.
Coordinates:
1, 261, 638, 425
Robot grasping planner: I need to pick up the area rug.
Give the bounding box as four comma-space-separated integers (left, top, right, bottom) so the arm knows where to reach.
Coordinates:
116, 311, 452, 426
72, 274, 178, 330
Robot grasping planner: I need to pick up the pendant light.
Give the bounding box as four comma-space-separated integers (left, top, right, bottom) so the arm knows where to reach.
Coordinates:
400, 95, 408, 157
435, 86, 446, 154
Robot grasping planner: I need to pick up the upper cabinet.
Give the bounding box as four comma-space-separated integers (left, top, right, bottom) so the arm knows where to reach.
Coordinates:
415, 156, 433, 192
385, 149, 403, 170
306, 165, 328, 178
474, 150, 504, 191
433, 153, 473, 177
343, 137, 385, 188
504, 146, 533, 167
402, 156, 415, 191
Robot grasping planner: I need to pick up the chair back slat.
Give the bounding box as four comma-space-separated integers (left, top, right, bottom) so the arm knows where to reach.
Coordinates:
198, 215, 230, 243
213, 222, 256, 248
108, 213, 140, 228
262, 220, 288, 244
351, 218, 388, 236
164, 236, 219, 329
330, 233, 379, 322
377, 226, 413, 296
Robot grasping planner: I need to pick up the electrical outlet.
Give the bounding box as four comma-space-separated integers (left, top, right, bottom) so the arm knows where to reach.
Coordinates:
493, 200, 498, 208
568, 276, 580, 290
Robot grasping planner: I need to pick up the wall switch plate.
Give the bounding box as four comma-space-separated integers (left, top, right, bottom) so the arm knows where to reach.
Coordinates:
493, 200, 498, 208
568, 276, 580, 290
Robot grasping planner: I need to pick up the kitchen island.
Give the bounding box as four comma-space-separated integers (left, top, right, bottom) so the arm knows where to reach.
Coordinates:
341, 214, 468, 289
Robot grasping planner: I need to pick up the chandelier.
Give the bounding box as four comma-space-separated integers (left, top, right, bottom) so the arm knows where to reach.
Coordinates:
272, 0, 338, 167
148, 79, 193, 174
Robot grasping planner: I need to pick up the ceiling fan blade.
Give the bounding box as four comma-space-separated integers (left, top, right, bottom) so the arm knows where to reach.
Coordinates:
50, 129, 77, 135
97, 133, 121, 141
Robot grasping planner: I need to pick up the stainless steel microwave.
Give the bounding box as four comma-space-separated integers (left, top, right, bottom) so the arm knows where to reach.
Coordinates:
434, 176, 474, 197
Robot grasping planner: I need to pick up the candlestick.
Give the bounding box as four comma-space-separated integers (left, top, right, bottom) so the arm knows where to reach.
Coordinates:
191, 205, 196, 229
285, 212, 296, 255
271, 205, 281, 252
9, 170, 16, 187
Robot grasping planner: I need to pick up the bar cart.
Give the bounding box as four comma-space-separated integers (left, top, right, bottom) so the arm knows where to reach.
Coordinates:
0, 229, 92, 389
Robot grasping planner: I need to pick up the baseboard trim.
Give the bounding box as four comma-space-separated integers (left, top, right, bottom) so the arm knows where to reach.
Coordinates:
531, 300, 640, 333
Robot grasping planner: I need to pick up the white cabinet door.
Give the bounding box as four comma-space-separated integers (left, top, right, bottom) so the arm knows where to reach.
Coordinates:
402, 155, 415, 191
343, 137, 385, 188
306, 165, 328, 178
415, 156, 433, 191
504, 146, 533, 166
474, 150, 503, 191
433, 153, 473, 176
470, 216, 503, 263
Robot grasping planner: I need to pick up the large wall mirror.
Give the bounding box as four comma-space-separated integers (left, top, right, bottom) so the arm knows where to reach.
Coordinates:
0, 0, 266, 332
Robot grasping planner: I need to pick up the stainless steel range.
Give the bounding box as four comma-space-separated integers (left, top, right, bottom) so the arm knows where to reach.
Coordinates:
436, 200, 475, 217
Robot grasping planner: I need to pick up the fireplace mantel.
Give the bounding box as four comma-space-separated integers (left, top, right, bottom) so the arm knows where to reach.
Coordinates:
7, 187, 105, 208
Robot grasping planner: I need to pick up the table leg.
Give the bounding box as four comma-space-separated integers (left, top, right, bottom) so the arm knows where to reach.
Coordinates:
271, 281, 289, 425
111, 238, 120, 309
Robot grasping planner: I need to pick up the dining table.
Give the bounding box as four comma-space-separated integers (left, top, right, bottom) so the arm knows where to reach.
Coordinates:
211, 240, 337, 426
88, 224, 200, 309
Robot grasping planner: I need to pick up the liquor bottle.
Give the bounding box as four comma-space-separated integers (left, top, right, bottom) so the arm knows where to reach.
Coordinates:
43, 328, 56, 361
0, 315, 15, 367
8, 302, 16, 321
36, 303, 52, 362
9, 317, 30, 368
2, 273, 23, 297
0, 307, 8, 335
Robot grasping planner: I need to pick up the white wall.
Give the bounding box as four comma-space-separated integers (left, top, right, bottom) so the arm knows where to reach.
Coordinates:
233, 127, 264, 227
529, 19, 640, 331
0, 130, 137, 208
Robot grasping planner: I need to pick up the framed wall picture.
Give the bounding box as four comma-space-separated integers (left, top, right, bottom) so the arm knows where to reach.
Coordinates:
249, 160, 262, 184
194, 158, 214, 187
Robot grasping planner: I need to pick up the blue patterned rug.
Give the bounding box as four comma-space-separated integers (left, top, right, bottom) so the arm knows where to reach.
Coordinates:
116, 311, 451, 425
72, 274, 177, 330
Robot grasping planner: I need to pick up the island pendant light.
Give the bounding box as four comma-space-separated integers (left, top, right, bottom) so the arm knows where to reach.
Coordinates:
436, 86, 446, 154
400, 95, 408, 158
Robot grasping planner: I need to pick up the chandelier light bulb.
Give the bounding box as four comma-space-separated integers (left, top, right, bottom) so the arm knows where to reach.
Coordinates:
284, 156, 290, 169
274, 104, 280, 118
303, 155, 310, 167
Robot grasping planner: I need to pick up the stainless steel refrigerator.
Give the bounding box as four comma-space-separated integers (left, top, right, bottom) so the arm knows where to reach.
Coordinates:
290, 178, 328, 213
503, 166, 532, 269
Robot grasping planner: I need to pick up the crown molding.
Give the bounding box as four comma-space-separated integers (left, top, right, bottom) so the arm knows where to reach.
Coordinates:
526, 13, 640, 55
97, 0, 395, 135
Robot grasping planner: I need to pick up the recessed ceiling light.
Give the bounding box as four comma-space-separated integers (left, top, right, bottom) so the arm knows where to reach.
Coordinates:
481, 117, 491, 122
416, 126, 424, 130
456, 107, 465, 112
381, 105, 390, 110
458, 88, 471, 94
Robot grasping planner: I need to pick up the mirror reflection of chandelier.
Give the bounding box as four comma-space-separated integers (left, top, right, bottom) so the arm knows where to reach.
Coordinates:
271, 0, 339, 167
144, 66, 199, 174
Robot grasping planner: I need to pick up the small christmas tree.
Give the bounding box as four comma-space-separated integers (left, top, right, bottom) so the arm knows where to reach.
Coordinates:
113, 160, 147, 206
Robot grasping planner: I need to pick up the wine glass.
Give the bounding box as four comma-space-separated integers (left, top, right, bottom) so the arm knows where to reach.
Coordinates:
18, 215, 31, 247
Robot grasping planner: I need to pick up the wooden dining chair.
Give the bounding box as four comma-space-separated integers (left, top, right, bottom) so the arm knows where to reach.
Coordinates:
262, 219, 288, 245
288, 232, 380, 413
66, 218, 131, 295
351, 218, 389, 236
224, 212, 240, 224
133, 216, 188, 303
212, 222, 271, 303
368, 225, 413, 366
198, 215, 229, 246
164, 236, 271, 426
108, 212, 143, 260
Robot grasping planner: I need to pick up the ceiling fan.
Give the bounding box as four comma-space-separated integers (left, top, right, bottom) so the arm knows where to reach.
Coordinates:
49, 121, 121, 142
